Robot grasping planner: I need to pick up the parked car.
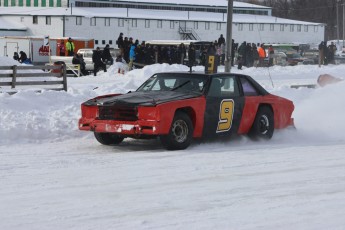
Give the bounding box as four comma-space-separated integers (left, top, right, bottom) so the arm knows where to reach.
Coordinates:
302, 49, 319, 64
286, 52, 310, 66
78, 72, 295, 150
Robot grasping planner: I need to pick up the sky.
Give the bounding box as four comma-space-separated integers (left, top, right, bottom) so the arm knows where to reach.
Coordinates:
1, 56, 345, 229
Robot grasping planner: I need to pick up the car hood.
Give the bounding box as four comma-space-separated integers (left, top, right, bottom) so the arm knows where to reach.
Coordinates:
84, 91, 202, 106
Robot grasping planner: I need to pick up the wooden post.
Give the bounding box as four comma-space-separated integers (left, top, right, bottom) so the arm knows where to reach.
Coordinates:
62, 64, 67, 91
12, 65, 17, 89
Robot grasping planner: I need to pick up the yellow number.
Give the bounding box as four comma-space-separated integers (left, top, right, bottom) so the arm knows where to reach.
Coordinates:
216, 99, 234, 133
208, 56, 214, 72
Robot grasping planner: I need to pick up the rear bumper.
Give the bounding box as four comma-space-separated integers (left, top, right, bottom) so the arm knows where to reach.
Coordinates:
78, 118, 161, 135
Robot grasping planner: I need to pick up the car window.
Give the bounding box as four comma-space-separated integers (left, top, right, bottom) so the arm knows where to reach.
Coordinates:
208, 76, 240, 97
240, 77, 259, 96
136, 73, 207, 93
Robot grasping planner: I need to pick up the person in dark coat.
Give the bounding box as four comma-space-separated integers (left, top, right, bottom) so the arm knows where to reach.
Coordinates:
177, 43, 187, 64
92, 47, 106, 76
102, 44, 113, 65
72, 53, 87, 76
188, 42, 196, 71
218, 34, 225, 46
13, 52, 19, 61
117, 32, 125, 55
19, 51, 28, 63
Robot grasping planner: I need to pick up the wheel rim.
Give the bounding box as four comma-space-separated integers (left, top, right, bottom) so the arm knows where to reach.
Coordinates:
172, 119, 189, 143
259, 115, 270, 135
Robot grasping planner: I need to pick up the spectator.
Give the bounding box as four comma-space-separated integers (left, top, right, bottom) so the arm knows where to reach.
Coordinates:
117, 32, 125, 55
19, 51, 29, 63
13, 52, 19, 61
188, 42, 196, 71
102, 44, 114, 65
218, 34, 225, 46
92, 47, 106, 76
327, 41, 337, 64
66, 37, 75, 56
268, 45, 274, 67
59, 41, 66, 56
258, 44, 266, 67
72, 53, 87, 76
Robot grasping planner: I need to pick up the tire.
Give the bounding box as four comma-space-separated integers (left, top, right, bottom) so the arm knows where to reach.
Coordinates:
249, 106, 274, 140
160, 111, 194, 150
94, 132, 124, 145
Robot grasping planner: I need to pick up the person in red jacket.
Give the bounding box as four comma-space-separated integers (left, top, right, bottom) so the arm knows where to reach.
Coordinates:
257, 43, 266, 67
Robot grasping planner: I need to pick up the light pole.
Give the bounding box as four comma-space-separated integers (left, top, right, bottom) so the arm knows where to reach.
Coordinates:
337, 0, 340, 44
224, 0, 233, 73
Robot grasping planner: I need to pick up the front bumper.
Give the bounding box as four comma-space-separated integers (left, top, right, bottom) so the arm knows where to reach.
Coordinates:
79, 118, 161, 136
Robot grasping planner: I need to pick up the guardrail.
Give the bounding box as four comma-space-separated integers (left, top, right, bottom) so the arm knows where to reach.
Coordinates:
0, 64, 67, 93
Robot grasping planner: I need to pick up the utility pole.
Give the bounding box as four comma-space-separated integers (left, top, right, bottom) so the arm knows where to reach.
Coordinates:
343, 0, 345, 48
224, 0, 233, 73
337, 0, 340, 44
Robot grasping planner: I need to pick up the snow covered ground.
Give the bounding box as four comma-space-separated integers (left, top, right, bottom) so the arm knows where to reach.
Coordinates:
1, 56, 345, 229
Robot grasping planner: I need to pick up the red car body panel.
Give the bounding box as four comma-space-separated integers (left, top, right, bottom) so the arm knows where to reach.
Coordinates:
79, 96, 207, 138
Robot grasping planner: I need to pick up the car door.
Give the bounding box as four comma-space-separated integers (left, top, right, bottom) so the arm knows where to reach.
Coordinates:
203, 75, 245, 138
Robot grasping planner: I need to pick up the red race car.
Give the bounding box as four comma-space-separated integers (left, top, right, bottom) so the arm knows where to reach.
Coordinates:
79, 72, 294, 150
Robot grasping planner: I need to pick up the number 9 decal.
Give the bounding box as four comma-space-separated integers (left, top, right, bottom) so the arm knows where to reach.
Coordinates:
216, 99, 234, 133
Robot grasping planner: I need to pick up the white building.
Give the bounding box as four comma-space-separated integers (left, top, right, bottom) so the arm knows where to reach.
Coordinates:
0, 0, 325, 49
0, 0, 68, 7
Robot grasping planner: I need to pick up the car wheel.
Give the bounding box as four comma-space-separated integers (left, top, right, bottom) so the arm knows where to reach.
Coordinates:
249, 106, 274, 140
160, 111, 193, 150
94, 132, 124, 145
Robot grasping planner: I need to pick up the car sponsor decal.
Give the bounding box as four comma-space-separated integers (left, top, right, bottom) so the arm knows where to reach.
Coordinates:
216, 99, 235, 133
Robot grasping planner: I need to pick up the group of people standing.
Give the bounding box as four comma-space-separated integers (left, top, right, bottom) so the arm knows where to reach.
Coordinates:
318, 41, 337, 66
237, 42, 274, 69
58, 37, 75, 57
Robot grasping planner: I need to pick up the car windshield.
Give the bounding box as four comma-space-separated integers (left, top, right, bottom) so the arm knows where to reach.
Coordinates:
136, 73, 209, 93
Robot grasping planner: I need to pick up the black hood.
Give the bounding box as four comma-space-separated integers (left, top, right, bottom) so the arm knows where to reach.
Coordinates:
85, 91, 201, 106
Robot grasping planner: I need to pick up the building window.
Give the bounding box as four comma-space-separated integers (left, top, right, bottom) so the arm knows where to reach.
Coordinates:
46, 16, 51, 25
249, 24, 253, 31
290, 25, 294, 32
118, 18, 124, 27
238, 23, 243, 31
280, 24, 284, 31
205, 22, 210, 30
105, 18, 110, 26
11, 0, 16, 6
145, 19, 150, 28
109, 40, 113, 45
297, 25, 301, 32
102, 40, 105, 45
170, 21, 174, 29
270, 24, 274, 31
33, 15, 38, 24
194, 21, 198, 30
95, 40, 98, 45
314, 26, 318, 32
26, 0, 30, 6
157, 20, 162, 28
132, 19, 137, 27
90, 18, 96, 26
41, 0, 46, 7
76, 17, 82, 25
304, 25, 308, 32
49, 0, 54, 7
216, 22, 221, 30
259, 24, 264, 31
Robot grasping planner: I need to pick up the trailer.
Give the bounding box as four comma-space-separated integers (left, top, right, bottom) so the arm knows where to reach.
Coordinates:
0, 36, 94, 65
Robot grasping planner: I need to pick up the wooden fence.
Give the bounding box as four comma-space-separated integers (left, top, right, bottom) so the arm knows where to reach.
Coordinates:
0, 64, 67, 93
